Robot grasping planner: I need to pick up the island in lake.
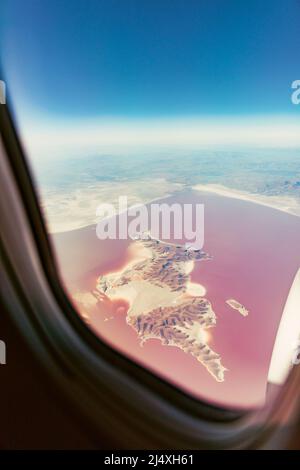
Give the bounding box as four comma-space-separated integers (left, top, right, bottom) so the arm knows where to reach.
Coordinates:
226, 299, 249, 317
94, 234, 248, 382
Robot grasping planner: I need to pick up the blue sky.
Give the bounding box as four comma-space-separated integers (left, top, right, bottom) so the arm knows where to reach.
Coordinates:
1, 0, 300, 119
1, 0, 299, 156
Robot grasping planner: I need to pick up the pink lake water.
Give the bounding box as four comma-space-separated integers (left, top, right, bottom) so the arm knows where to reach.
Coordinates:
52, 190, 300, 409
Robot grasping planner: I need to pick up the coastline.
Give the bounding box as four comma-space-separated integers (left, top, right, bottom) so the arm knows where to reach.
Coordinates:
47, 182, 300, 235
193, 183, 300, 217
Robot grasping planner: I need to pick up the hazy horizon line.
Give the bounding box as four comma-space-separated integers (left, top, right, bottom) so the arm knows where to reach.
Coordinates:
15, 113, 300, 161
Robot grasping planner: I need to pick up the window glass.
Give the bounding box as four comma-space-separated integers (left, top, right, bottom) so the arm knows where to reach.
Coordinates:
1, 0, 300, 409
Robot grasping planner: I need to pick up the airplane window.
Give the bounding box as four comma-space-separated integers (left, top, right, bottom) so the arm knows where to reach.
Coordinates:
1, 0, 300, 411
